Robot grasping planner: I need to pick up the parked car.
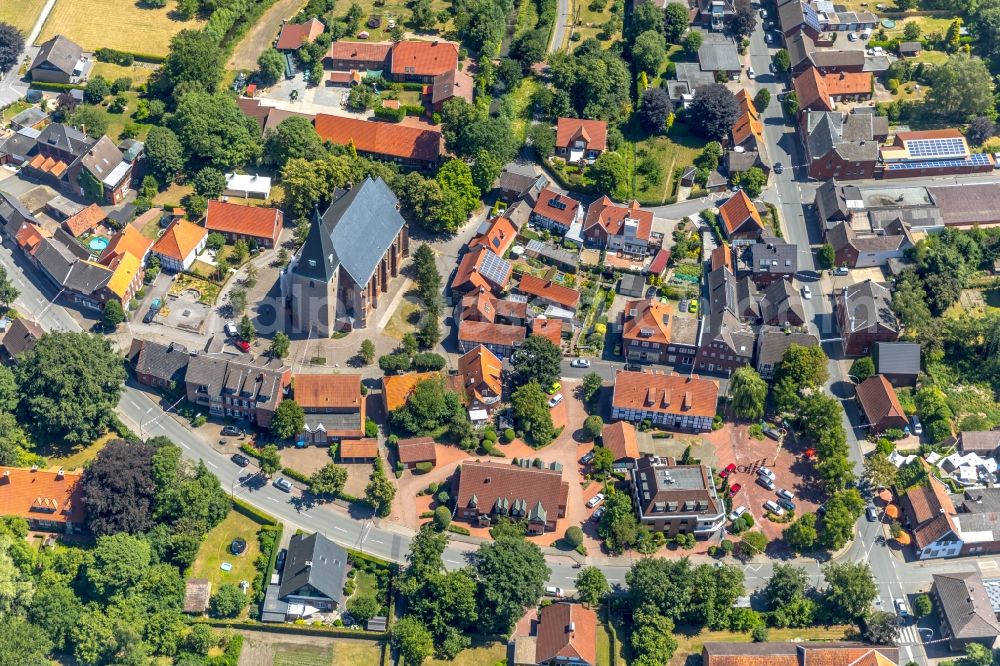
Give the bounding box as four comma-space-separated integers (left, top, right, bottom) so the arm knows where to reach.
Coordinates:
801, 285, 812, 299
235, 340, 251, 353
910, 416, 923, 436
833, 266, 849, 276
679, 299, 689, 312
231, 453, 251, 467
587, 493, 606, 509
777, 488, 795, 500
760, 8, 767, 17
548, 393, 564, 408
222, 425, 243, 437
547, 382, 561, 395
764, 500, 784, 515
766, 32, 773, 44
762, 425, 783, 441
757, 476, 776, 490
591, 506, 606, 522
729, 483, 742, 495
747, 66, 756, 79
720, 463, 737, 479
224, 321, 238, 337
866, 506, 879, 521
545, 586, 564, 598
570, 358, 591, 368
688, 300, 699, 314
274, 477, 293, 492
778, 499, 795, 512
895, 598, 909, 618
757, 466, 775, 480
729, 505, 748, 522
580, 451, 595, 464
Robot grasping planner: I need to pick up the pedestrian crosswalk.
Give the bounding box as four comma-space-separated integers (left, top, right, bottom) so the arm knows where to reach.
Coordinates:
897, 624, 921, 645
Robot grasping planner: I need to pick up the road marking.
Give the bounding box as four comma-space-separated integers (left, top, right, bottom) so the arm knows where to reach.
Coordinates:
446, 559, 462, 565
331, 525, 347, 533
369, 539, 384, 544
204, 461, 218, 469
979, 560, 998, 570
180, 442, 189, 449
268, 497, 280, 503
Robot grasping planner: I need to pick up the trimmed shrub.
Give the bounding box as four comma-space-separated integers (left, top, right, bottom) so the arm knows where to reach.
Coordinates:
414, 461, 433, 474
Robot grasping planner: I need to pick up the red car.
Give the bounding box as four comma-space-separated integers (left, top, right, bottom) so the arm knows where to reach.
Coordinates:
729, 483, 742, 495
235, 340, 251, 353
720, 463, 737, 479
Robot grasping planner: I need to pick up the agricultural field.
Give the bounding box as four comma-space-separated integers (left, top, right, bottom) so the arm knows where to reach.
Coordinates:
0, 0, 47, 34
37, 0, 205, 56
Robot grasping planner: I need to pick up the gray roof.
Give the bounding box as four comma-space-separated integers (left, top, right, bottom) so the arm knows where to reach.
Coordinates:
32, 235, 112, 296
703, 309, 756, 356
293, 177, 405, 286
759, 279, 805, 327
80, 136, 124, 181
278, 532, 348, 604
840, 280, 898, 334
755, 327, 819, 369
30, 35, 83, 76
0, 131, 39, 163
525, 239, 579, 269
1, 318, 44, 358
962, 488, 1000, 512
805, 111, 878, 165
960, 432, 1000, 455
503, 199, 532, 229
185, 354, 287, 412
675, 62, 715, 90
698, 41, 741, 72
133, 339, 191, 384
933, 572, 1000, 640
876, 342, 920, 376
9, 107, 46, 128
619, 273, 646, 296
747, 238, 797, 277
899, 41, 922, 54
814, 179, 850, 223
869, 205, 941, 230
0, 191, 38, 234
726, 149, 767, 174
36, 122, 93, 157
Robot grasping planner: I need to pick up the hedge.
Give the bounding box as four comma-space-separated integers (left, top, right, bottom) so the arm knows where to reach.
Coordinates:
447, 524, 471, 536
282, 467, 311, 484
347, 548, 393, 570
414, 461, 433, 474
374, 106, 405, 122
253, 524, 283, 603
230, 496, 278, 526
29, 81, 84, 92
403, 104, 425, 116
95, 47, 165, 64
196, 618, 388, 640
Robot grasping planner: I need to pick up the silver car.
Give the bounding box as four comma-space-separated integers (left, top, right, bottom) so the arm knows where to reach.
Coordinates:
274, 477, 293, 492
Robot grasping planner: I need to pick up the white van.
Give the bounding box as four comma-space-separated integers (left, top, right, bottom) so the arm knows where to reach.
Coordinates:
764, 500, 785, 516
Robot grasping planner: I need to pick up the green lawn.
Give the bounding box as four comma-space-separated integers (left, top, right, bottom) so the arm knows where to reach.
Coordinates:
573, 0, 619, 49
909, 49, 949, 65
90, 61, 156, 87
383, 294, 421, 339
273, 642, 333, 666
2, 100, 32, 125
353, 570, 378, 598
509, 76, 542, 143
596, 621, 626, 666
629, 123, 705, 205
81, 91, 155, 143
42, 431, 117, 470
885, 16, 954, 39
190, 511, 264, 600
425, 637, 507, 666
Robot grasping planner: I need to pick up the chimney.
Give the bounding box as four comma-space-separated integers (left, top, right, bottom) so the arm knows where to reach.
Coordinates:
305, 560, 313, 567
57, 467, 64, 478
567, 621, 576, 632
484, 477, 491, 484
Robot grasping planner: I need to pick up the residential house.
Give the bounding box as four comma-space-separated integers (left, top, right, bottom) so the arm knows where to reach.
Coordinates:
294, 373, 365, 445
531, 188, 584, 236
621, 298, 698, 367
959, 432, 1000, 457
727, 90, 770, 176
22, 125, 133, 204
78, 135, 133, 204
184, 355, 290, 428
152, 218, 207, 273
698, 36, 742, 80
457, 320, 526, 359
711, 244, 733, 272
792, 67, 873, 112
396, 437, 437, 469
601, 421, 640, 471
702, 643, 897, 666
0, 466, 86, 533
282, 177, 408, 335
610, 370, 719, 432
496, 167, 549, 204
555, 118, 607, 165
777, 0, 877, 38
516, 274, 581, 312
223, 172, 272, 200
381, 371, 443, 413
875, 341, 920, 387
0, 317, 44, 363
754, 327, 820, 379
62, 203, 106, 239
902, 475, 962, 560
275, 18, 326, 50
826, 219, 915, 269
29, 35, 89, 84
512, 602, 598, 666
0, 192, 38, 236
631, 455, 726, 537
802, 110, 887, 181
695, 309, 755, 375
469, 215, 517, 258
205, 200, 283, 248
814, 179, 865, 228
855, 374, 908, 434
758, 279, 806, 328
128, 339, 190, 391
16, 229, 116, 311
736, 237, 798, 286
314, 115, 442, 169
325, 41, 393, 70
932, 571, 1000, 651
454, 290, 527, 327
835, 279, 899, 356
340, 440, 378, 462
880, 129, 994, 179
99, 223, 154, 266
718, 191, 765, 241
786, 32, 867, 74
457, 345, 503, 414
531, 317, 563, 346
454, 460, 569, 534
524, 240, 579, 273
618, 273, 646, 298
236, 98, 316, 136
261, 533, 348, 622
671, 63, 716, 105
582, 196, 653, 257
451, 247, 513, 295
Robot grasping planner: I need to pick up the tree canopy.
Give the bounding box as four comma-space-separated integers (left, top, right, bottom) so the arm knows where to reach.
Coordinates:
170, 93, 262, 169
511, 335, 563, 388
688, 85, 740, 140
728, 366, 768, 420
473, 536, 549, 634
925, 53, 997, 123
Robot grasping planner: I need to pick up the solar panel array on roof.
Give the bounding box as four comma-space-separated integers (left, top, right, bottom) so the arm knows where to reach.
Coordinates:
548, 197, 566, 210
479, 251, 511, 287
905, 137, 966, 158
886, 153, 991, 170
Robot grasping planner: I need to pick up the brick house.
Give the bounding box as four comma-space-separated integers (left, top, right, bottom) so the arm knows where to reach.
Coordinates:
718, 191, 765, 241
314, 115, 442, 169
555, 118, 607, 165
621, 298, 698, 367
855, 374, 908, 434
184, 355, 290, 428
835, 279, 899, 356
610, 370, 719, 432
293, 373, 366, 444
582, 196, 653, 257
454, 460, 569, 534
0, 466, 86, 533
205, 200, 283, 248
531, 188, 583, 234
630, 456, 726, 537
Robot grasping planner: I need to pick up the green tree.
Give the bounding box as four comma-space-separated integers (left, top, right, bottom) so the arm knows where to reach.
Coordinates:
564, 525, 584, 547
511, 381, 555, 445
850, 356, 875, 382
773, 343, 829, 411
0, 617, 52, 666
0, 266, 19, 310
739, 531, 768, 559
863, 610, 900, 646
360, 339, 376, 365
206, 232, 225, 252
512, 336, 562, 387
688, 83, 740, 140
728, 366, 767, 420
754, 88, 771, 111
682, 29, 703, 55
433, 505, 452, 530
271, 400, 305, 440
903, 21, 921, 40
863, 452, 898, 491
256, 48, 286, 86
773, 48, 791, 72
309, 463, 347, 497
86, 533, 151, 599
269, 332, 290, 359
765, 564, 809, 608
817, 243, 836, 269
783, 513, 817, 552
576, 566, 610, 606
347, 594, 381, 624
264, 115, 325, 167
171, 93, 262, 168
633, 30, 667, 74
913, 594, 932, 617
599, 489, 639, 554
392, 616, 434, 665
925, 53, 997, 123
820, 489, 864, 550
27, 583, 81, 651
209, 583, 246, 618
471, 149, 504, 194
238, 315, 255, 342
632, 606, 679, 664
229, 287, 248, 316
192, 167, 226, 198
365, 456, 396, 517
16, 332, 124, 442
161, 29, 223, 97
822, 561, 877, 622
102, 299, 126, 329
583, 415, 604, 440
436, 158, 481, 216
0, 367, 17, 414
473, 536, 550, 634
257, 444, 282, 475
589, 151, 630, 200
592, 446, 614, 476
280, 157, 343, 217
582, 372, 603, 404
144, 126, 185, 182
735, 166, 767, 198
665, 2, 690, 42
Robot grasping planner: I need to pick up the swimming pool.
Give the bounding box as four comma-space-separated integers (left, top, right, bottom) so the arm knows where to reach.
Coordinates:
88, 236, 109, 252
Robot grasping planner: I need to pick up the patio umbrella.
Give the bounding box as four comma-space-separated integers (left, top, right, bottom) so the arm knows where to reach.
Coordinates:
895, 531, 911, 546
885, 504, 899, 519
878, 489, 893, 504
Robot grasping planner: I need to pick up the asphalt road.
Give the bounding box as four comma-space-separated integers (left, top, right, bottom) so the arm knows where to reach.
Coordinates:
548, 0, 571, 53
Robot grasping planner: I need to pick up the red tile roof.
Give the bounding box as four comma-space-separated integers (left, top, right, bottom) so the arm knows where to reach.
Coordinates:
622, 298, 672, 345
458, 320, 526, 347
0, 466, 86, 525
63, 203, 106, 238
99, 223, 154, 265
731, 89, 764, 145
532, 188, 582, 228
152, 218, 207, 262
294, 373, 362, 411
612, 370, 719, 418
602, 421, 639, 461
314, 114, 442, 163
457, 345, 503, 406
276, 18, 325, 50
455, 460, 569, 524
390, 40, 459, 76
517, 274, 581, 310
855, 375, 907, 430
452, 247, 512, 294
793, 67, 873, 112
469, 216, 517, 256
719, 190, 764, 236
711, 244, 733, 271
555, 118, 608, 152
396, 437, 438, 465
340, 439, 378, 459
535, 603, 598, 666
205, 200, 283, 245
531, 317, 562, 345
14, 222, 51, 253
326, 41, 393, 63
647, 248, 670, 275
583, 196, 653, 241
382, 372, 441, 412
